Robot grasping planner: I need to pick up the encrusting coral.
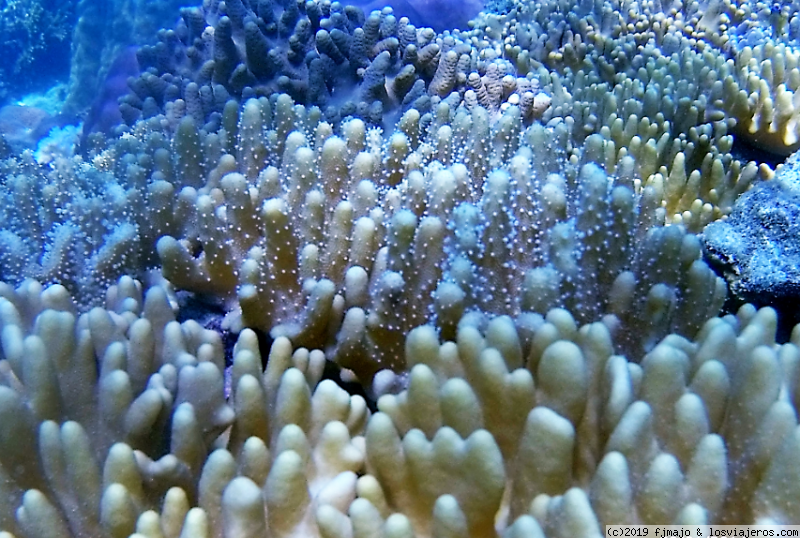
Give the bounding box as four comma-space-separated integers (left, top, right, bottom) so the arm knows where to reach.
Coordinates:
0, 277, 799, 538
702, 146, 800, 336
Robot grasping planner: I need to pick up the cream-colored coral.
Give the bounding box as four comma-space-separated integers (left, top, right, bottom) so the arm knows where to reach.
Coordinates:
0, 276, 367, 538
3, 1, 795, 534
1, 277, 797, 537
728, 42, 800, 155
321, 305, 800, 535
465, 0, 770, 228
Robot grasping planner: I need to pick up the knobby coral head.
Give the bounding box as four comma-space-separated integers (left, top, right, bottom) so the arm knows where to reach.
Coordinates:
347, 0, 484, 31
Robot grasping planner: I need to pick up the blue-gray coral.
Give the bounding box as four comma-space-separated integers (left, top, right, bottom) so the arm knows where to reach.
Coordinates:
117, 0, 548, 131
0, 151, 155, 307
63, 0, 200, 115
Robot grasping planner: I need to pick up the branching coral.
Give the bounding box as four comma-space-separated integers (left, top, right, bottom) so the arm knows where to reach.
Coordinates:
693, 0, 800, 155
463, 0, 769, 227
489, 0, 800, 158
110, 93, 722, 382
63, 0, 203, 116
0, 277, 798, 538
1, 0, 799, 535
104, 0, 783, 234
118, 0, 551, 132
349, 305, 800, 531
0, 149, 159, 307
0, 78, 732, 377
0, 276, 367, 538
727, 41, 800, 155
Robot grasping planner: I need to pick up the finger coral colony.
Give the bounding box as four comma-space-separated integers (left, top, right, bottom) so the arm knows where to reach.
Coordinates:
1, 0, 800, 535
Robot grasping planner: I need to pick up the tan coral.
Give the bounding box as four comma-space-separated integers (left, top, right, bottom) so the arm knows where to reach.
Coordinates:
2, 277, 799, 537
728, 43, 800, 156
0, 276, 368, 538
318, 305, 800, 536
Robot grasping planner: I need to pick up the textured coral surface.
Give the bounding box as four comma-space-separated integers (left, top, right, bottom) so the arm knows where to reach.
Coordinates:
1, 0, 800, 535
0, 278, 798, 538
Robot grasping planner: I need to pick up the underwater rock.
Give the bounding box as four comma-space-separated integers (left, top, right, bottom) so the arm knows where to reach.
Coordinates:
81, 46, 140, 146
702, 150, 800, 337
0, 104, 60, 151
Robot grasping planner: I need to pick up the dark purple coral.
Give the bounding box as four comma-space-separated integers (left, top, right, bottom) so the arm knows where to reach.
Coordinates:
347, 0, 484, 32
82, 46, 141, 143
117, 0, 475, 130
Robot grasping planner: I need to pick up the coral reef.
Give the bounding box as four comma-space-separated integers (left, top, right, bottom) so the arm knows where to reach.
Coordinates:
0, 0, 75, 103
703, 0, 800, 155
0, 146, 160, 308
0, 277, 364, 537
63, 0, 198, 115
2, 0, 800, 534
2, 88, 728, 370
145, 95, 725, 378
118, 0, 552, 131
0, 277, 797, 538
